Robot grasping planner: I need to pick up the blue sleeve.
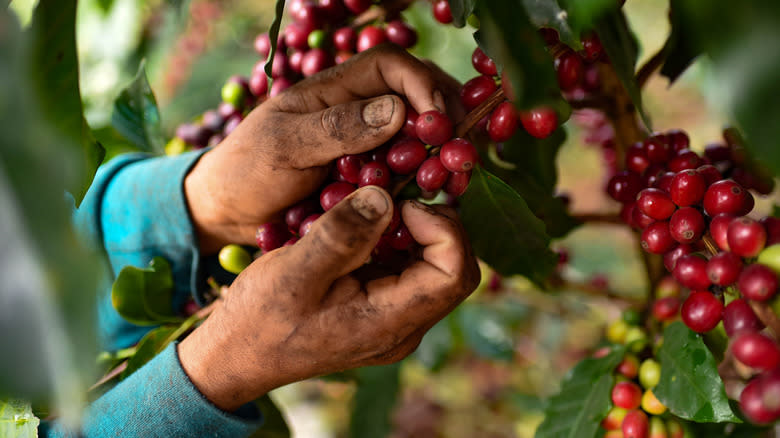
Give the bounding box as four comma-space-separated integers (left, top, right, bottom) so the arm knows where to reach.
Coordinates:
45, 150, 263, 437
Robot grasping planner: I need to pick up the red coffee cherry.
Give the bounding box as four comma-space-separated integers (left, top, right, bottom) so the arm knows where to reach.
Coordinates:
673, 254, 711, 290
432, 0, 453, 24
644, 135, 672, 164
710, 213, 736, 251
333, 27, 357, 51
667, 129, 690, 153
668, 149, 703, 172
385, 20, 417, 48
625, 143, 651, 174
652, 296, 680, 322
641, 221, 676, 254
732, 332, 780, 371
487, 101, 520, 142
255, 222, 291, 252
358, 161, 392, 189
738, 264, 778, 302
706, 251, 742, 286
387, 138, 427, 175
357, 25, 387, 52
472, 47, 498, 76
621, 409, 649, 438
519, 106, 558, 139
636, 188, 675, 220
440, 138, 479, 172
669, 207, 705, 244
723, 298, 764, 337
320, 182, 355, 211
607, 171, 643, 204
669, 170, 707, 207
461, 75, 498, 111
444, 171, 471, 196
741, 376, 780, 424
703, 180, 749, 217
664, 244, 693, 272
416, 156, 450, 192
554, 49, 583, 92
416, 110, 454, 146
681, 291, 723, 333
728, 217, 767, 257
612, 381, 643, 410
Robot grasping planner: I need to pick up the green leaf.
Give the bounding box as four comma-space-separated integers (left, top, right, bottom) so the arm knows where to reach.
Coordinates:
534, 346, 625, 438
654, 322, 740, 423
460, 166, 558, 285
0, 399, 40, 438
557, 0, 615, 34
111, 257, 181, 326
522, 0, 579, 49
474, 1, 561, 110
250, 395, 290, 438
458, 303, 514, 361
659, 0, 701, 83
349, 363, 401, 438
265, 1, 287, 78
111, 61, 165, 154
413, 314, 454, 370
448, 0, 477, 28
27, 0, 105, 205
120, 326, 179, 379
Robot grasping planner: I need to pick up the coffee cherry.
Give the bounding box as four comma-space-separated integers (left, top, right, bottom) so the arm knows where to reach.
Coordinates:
626, 143, 651, 174
673, 255, 711, 290
653, 172, 676, 193
617, 355, 640, 379
318, 0, 347, 22
639, 359, 661, 389
299, 213, 322, 237
710, 213, 735, 251
344, 0, 371, 14
221, 77, 248, 107
580, 31, 603, 61
738, 264, 778, 301
728, 216, 767, 257
255, 222, 291, 252
668, 149, 703, 172
337, 154, 367, 184
641, 390, 667, 415
652, 296, 680, 322
741, 376, 778, 424
760, 217, 780, 246
388, 223, 414, 250
696, 164, 722, 186
432, 0, 453, 24
357, 25, 387, 52
723, 298, 764, 337
636, 188, 675, 220
519, 106, 558, 139
461, 75, 498, 111
176, 123, 211, 147
622, 409, 649, 438
416, 110, 453, 146
218, 244, 252, 275
703, 180, 749, 216
644, 135, 672, 164
320, 181, 355, 211
681, 291, 723, 333
387, 138, 427, 175
641, 221, 676, 254
607, 171, 643, 203
401, 105, 419, 138
254, 33, 272, 58
307, 29, 326, 49
602, 406, 628, 430
444, 171, 471, 196
291, 1, 321, 31
649, 417, 667, 438
269, 76, 294, 97
333, 27, 357, 51
669, 207, 705, 244
669, 170, 706, 207
663, 244, 693, 272
632, 205, 656, 229
440, 138, 478, 172
732, 332, 780, 371
607, 319, 629, 344
667, 129, 690, 153
301, 48, 334, 77
706, 251, 742, 286
657, 275, 682, 298
358, 161, 392, 189
285, 22, 311, 50
472, 47, 498, 76
385, 20, 417, 48
416, 156, 450, 192
555, 49, 583, 91
612, 381, 643, 409
624, 327, 648, 353
758, 244, 780, 274
223, 114, 244, 136
285, 199, 319, 233
487, 101, 520, 142
249, 71, 268, 96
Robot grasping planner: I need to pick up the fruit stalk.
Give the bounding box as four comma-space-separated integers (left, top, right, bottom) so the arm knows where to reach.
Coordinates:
454, 87, 505, 138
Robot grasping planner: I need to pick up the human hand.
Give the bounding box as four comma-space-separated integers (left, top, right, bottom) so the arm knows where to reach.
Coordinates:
178, 186, 480, 412
184, 44, 463, 254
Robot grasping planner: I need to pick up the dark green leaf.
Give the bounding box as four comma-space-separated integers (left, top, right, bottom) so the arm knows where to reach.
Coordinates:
349, 364, 401, 438
654, 322, 740, 423
111, 61, 164, 154
449, 0, 477, 28
522, 0, 579, 49
249, 395, 290, 438
474, 1, 561, 110
534, 346, 625, 438
120, 326, 178, 379
413, 315, 454, 370
27, 0, 105, 205
265, 1, 287, 78
111, 257, 180, 326
557, 0, 615, 34
460, 167, 558, 284
95, 0, 115, 13
659, 0, 701, 83
458, 303, 514, 361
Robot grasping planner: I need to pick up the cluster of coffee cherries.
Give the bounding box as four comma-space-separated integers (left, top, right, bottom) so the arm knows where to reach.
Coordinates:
606, 129, 780, 424
599, 310, 685, 438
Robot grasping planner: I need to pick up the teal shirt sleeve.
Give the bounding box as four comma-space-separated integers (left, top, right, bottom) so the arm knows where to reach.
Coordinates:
45, 150, 263, 437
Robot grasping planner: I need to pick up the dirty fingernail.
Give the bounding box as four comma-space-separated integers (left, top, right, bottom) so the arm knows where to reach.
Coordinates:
351, 186, 390, 221
432, 89, 446, 112
362, 96, 395, 127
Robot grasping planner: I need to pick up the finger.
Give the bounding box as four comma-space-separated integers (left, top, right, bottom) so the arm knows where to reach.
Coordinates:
365, 201, 481, 332
283, 186, 393, 293
279, 94, 406, 167
269, 44, 446, 116
421, 60, 466, 123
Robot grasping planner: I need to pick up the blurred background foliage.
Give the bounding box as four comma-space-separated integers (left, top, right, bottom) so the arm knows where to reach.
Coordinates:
5, 0, 778, 436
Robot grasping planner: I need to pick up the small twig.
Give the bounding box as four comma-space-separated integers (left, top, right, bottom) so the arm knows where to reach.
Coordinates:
89, 362, 127, 392
636, 47, 667, 89
597, 62, 645, 168
351, 0, 414, 27
391, 174, 416, 197
702, 234, 719, 256
455, 88, 506, 138
749, 301, 780, 340
571, 213, 623, 225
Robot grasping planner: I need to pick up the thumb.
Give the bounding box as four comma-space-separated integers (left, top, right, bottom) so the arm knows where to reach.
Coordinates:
287, 186, 393, 285
284, 95, 405, 168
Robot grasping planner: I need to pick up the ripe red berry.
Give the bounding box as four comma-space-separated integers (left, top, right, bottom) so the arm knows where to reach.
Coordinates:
681, 291, 723, 333
741, 376, 780, 424
388, 223, 414, 250
710, 213, 735, 251
301, 48, 333, 77
667, 129, 690, 153
255, 222, 291, 252
644, 135, 672, 164
668, 149, 703, 172
318, 0, 346, 21
320, 182, 355, 211
732, 332, 780, 371
706, 251, 742, 286
696, 165, 722, 187
344, 0, 371, 14
357, 25, 387, 52
664, 244, 694, 272
631, 205, 656, 229
616, 355, 640, 379
723, 299, 763, 337
673, 255, 711, 290
358, 161, 392, 189
641, 221, 676, 254
461, 75, 498, 111
385, 20, 417, 48
249, 71, 268, 96
254, 33, 271, 58
703, 180, 749, 217
761, 217, 780, 246
291, 1, 321, 31
728, 217, 767, 257
653, 171, 676, 193
269, 76, 294, 97
669, 207, 705, 244
612, 381, 643, 410
432, 0, 453, 24
440, 138, 478, 172
652, 296, 680, 322
555, 49, 583, 92
387, 138, 427, 175
299, 213, 322, 237
444, 171, 471, 196
472, 47, 498, 76
285, 198, 319, 233
580, 31, 603, 62
416, 156, 450, 192
333, 27, 357, 51
636, 188, 676, 220
488, 101, 520, 142
669, 170, 706, 207
641, 163, 665, 188
607, 171, 643, 204
621, 409, 649, 438
337, 154, 367, 184
519, 106, 558, 139
738, 264, 778, 301
625, 143, 650, 174
416, 110, 453, 146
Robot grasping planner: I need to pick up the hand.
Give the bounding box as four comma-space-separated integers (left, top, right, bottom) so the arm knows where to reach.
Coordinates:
178, 186, 480, 411
185, 44, 463, 254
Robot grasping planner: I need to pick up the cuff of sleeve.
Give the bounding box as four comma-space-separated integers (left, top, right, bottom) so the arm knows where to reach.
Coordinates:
51, 342, 263, 438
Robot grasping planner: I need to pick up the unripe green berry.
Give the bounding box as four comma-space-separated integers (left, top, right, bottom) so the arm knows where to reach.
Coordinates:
639, 358, 661, 389
757, 244, 780, 274
165, 137, 188, 156
466, 13, 480, 28
219, 244, 252, 274
308, 29, 326, 49
221, 81, 245, 107
622, 309, 642, 326
624, 327, 648, 352
649, 416, 668, 438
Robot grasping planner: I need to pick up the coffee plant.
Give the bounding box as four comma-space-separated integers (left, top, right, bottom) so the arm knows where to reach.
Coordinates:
3, 0, 780, 436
